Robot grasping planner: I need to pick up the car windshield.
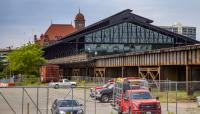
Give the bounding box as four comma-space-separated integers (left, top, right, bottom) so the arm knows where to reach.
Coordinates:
63, 79, 69, 82
108, 84, 114, 89
131, 92, 152, 99
58, 100, 79, 107
129, 80, 148, 88
103, 83, 110, 88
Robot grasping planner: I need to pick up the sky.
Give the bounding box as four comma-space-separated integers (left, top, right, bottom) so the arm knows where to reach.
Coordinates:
0, 0, 199, 48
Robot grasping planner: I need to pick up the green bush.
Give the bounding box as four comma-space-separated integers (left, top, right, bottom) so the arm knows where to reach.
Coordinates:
0, 72, 6, 78
80, 80, 86, 86
168, 111, 174, 114
15, 75, 44, 86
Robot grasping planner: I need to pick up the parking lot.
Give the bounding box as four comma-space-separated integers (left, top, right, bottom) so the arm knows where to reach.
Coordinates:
0, 87, 200, 114
0, 87, 116, 114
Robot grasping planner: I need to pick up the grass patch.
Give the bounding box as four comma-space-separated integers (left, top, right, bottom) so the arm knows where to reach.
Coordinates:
151, 89, 200, 103
15, 75, 47, 86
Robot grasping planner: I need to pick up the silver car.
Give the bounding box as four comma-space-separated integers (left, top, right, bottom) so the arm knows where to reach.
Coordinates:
51, 99, 83, 114
49, 79, 77, 89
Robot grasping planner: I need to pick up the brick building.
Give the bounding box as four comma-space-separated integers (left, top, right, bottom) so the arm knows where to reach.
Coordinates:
34, 10, 85, 47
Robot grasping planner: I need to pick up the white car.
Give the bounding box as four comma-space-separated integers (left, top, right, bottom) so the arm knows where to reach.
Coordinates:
49, 79, 77, 89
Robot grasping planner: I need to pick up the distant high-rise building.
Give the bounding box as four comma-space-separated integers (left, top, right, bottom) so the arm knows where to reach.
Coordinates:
0, 48, 13, 65
160, 23, 196, 40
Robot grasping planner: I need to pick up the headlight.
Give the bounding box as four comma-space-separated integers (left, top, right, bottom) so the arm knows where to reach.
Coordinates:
77, 109, 83, 114
59, 110, 66, 114
90, 88, 93, 92
96, 91, 101, 95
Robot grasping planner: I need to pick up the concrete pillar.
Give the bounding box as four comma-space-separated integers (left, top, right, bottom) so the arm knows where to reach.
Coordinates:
159, 66, 165, 81
186, 66, 193, 95
159, 66, 165, 91
121, 66, 124, 78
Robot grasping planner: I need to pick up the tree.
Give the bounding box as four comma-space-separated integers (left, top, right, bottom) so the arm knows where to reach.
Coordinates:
6, 43, 47, 75
0, 59, 3, 72
0, 58, 5, 78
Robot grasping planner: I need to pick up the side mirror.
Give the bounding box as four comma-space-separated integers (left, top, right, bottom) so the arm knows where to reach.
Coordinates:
149, 88, 151, 92
53, 104, 56, 108
156, 96, 159, 100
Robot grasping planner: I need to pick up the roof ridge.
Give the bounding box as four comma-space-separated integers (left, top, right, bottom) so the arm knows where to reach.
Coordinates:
44, 24, 74, 35
51, 24, 73, 26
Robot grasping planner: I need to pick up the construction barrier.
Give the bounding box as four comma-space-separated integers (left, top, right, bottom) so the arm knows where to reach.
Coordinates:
0, 83, 15, 87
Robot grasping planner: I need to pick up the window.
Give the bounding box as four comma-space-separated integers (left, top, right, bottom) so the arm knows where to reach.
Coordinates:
131, 92, 152, 99
58, 100, 79, 107
85, 34, 92, 42
96, 31, 101, 42
113, 25, 119, 43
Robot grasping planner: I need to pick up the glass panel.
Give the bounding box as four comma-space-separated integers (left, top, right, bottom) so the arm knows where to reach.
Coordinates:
85, 33, 93, 42
113, 25, 119, 43
96, 31, 101, 42
83, 22, 176, 54
158, 34, 163, 43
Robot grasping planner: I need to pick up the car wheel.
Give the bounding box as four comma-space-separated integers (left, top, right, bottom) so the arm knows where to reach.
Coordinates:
50, 109, 53, 114
129, 107, 132, 114
118, 107, 122, 114
118, 111, 122, 114
101, 95, 109, 103
54, 84, 59, 89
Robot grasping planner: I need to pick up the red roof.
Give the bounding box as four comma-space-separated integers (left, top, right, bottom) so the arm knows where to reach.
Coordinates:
44, 24, 75, 40
37, 24, 76, 46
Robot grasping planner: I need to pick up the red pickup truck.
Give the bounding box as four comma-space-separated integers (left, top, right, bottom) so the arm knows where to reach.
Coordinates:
119, 89, 161, 114
112, 77, 161, 114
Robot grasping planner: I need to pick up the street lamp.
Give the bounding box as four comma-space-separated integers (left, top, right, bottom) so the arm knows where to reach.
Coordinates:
94, 51, 97, 56
122, 47, 125, 78
86, 47, 91, 79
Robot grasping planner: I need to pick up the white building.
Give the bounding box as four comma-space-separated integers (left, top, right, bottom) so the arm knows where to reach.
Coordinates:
0, 48, 13, 65
160, 23, 196, 40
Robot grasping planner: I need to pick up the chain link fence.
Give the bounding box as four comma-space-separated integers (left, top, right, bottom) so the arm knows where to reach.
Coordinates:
0, 86, 115, 114
149, 81, 200, 114
1, 81, 200, 114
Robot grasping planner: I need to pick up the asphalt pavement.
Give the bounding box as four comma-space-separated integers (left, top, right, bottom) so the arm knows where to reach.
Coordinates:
0, 87, 200, 114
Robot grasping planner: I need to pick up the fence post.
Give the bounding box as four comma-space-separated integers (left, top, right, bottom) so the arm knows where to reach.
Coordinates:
167, 79, 168, 112
95, 88, 96, 114
37, 88, 39, 114
72, 87, 74, 114
46, 87, 49, 114
27, 103, 29, 114
176, 82, 178, 114
22, 88, 24, 114
84, 86, 86, 114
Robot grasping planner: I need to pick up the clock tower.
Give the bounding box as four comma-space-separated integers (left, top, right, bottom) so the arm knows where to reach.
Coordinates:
75, 9, 85, 30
